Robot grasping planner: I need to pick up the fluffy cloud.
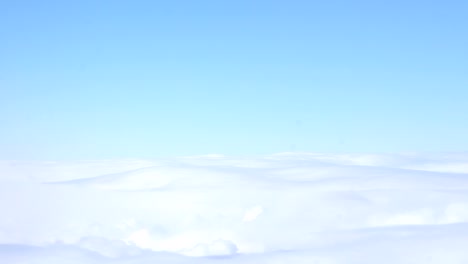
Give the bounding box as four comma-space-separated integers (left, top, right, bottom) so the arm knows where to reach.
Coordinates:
1, 152, 468, 263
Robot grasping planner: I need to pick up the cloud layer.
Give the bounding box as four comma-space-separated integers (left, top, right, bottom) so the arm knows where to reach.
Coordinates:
2, 152, 468, 263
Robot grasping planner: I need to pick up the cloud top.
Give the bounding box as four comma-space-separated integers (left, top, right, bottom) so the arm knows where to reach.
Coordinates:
1, 152, 468, 263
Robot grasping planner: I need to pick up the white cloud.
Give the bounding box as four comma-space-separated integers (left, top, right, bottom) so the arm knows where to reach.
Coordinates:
242, 206, 263, 222
1, 152, 468, 263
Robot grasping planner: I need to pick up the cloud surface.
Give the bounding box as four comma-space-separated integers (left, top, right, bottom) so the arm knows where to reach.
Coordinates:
2, 152, 468, 263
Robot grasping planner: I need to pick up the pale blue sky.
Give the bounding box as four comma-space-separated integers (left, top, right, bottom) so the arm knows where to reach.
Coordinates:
1, 0, 467, 159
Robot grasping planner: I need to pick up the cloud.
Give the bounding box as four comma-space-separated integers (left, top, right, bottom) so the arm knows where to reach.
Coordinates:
242, 206, 263, 222
183, 239, 238, 257
1, 152, 468, 263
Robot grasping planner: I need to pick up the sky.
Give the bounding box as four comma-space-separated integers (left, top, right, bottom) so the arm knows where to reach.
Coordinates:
1, 0, 467, 159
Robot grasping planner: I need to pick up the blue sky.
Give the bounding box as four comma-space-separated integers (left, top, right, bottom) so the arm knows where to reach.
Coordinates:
1, 0, 467, 159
